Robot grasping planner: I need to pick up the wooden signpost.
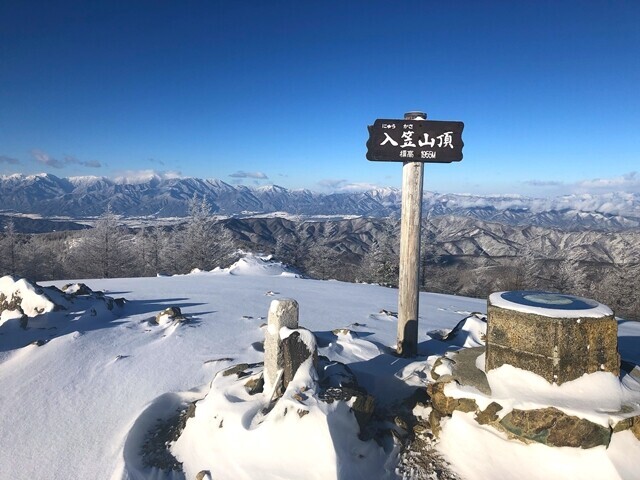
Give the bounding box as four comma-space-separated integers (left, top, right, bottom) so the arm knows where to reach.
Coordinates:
367, 112, 465, 357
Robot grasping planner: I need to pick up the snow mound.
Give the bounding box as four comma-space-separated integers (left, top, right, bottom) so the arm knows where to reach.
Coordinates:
485, 366, 625, 421
428, 313, 487, 348
0, 275, 60, 321
0, 276, 125, 338
212, 252, 300, 277
172, 359, 391, 480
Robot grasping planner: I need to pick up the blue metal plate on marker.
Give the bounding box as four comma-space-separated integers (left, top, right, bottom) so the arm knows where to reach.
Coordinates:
500, 291, 599, 310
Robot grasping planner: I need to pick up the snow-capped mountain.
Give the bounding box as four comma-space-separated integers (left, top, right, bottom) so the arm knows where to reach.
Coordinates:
1, 173, 639, 231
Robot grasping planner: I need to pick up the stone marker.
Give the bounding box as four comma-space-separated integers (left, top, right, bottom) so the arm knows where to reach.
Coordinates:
486, 291, 619, 384
264, 299, 299, 390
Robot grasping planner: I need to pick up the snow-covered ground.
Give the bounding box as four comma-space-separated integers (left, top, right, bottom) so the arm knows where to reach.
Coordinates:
0, 254, 639, 479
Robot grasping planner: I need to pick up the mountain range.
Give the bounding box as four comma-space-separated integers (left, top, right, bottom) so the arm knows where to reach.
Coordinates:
1, 173, 639, 231
225, 215, 640, 266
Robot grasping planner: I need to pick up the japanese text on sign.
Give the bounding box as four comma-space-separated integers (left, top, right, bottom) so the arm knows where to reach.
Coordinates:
366, 119, 464, 163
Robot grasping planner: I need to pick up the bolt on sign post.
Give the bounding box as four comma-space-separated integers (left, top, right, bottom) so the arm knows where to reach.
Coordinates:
366, 112, 464, 357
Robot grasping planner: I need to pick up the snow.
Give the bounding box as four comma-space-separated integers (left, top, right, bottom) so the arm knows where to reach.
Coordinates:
438, 412, 640, 480
172, 360, 390, 480
0, 275, 58, 317
210, 252, 300, 277
428, 313, 487, 348
489, 291, 613, 318
444, 367, 631, 427
0, 254, 639, 479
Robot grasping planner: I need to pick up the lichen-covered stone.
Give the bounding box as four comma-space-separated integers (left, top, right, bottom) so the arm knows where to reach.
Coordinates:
351, 391, 375, 428
317, 357, 375, 432
613, 415, 640, 441
427, 382, 458, 416
281, 329, 317, 389
244, 374, 264, 395
154, 306, 186, 324
427, 381, 478, 416
0, 292, 22, 313
195, 470, 212, 480
430, 357, 444, 381
456, 398, 478, 413
61, 283, 94, 296
429, 408, 442, 438
222, 363, 249, 377
632, 417, 640, 441
475, 402, 503, 425
499, 407, 611, 448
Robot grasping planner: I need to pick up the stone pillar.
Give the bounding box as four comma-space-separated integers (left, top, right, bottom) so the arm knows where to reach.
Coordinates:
486, 291, 619, 384
264, 299, 299, 390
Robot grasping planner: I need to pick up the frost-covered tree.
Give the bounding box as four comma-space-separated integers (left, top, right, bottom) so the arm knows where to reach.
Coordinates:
176, 195, 216, 272
520, 243, 542, 289
550, 259, 588, 295
0, 220, 19, 276
70, 207, 132, 278
274, 231, 304, 268
18, 233, 67, 281
133, 226, 177, 276
592, 263, 639, 320
303, 244, 336, 280
359, 219, 399, 286
175, 197, 236, 273
419, 220, 443, 289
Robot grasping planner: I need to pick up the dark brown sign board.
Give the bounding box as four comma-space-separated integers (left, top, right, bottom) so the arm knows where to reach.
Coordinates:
366, 119, 464, 163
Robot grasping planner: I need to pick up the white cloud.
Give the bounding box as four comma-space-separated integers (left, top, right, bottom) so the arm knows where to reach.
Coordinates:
113, 169, 183, 184
0, 155, 20, 165
317, 178, 347, 189
575, 172, 640, 193
523, 180, 564, 187
318, 178, 383, 193
32, 149, 64, 168
64, 156, 102, 168
229, 171, 268, 179
336, 182, 383, 193
31, 150, 101, 168
523, 172, 640, 195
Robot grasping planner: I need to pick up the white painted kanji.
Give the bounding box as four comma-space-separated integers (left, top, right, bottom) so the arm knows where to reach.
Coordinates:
380, 132, 399, 146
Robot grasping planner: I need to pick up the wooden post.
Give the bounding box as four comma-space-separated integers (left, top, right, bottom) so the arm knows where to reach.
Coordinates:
397, 111, 425, 357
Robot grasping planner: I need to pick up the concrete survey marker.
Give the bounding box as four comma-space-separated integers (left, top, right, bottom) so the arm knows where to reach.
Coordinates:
264, 298, 299, 390
486, 291, 620, 384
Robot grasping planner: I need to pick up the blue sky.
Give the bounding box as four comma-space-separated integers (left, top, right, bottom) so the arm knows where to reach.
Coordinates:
1, 1, 638, 195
